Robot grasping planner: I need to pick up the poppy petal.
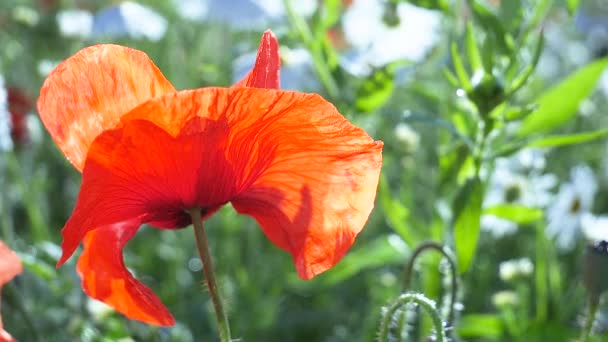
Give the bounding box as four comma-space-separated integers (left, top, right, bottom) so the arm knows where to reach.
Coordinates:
57, 112, 243, 266
37, 44, 175, 171
77, 221, 175, 326
233, 30, 280, 89
0, 241, 22, 286
62, 87, 381, 282
228, 97, 383, 280
0, 241, 21, 342
123, 87, 382, 279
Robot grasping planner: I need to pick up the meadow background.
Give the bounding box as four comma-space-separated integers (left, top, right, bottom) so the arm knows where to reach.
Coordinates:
2, 0, 608, 341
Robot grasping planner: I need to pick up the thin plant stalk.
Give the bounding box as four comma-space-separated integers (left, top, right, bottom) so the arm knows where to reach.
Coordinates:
189, 208, 231, 342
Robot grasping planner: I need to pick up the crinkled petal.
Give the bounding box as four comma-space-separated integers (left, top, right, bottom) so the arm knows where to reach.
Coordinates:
125, 87, 382, 279
62, 87, 381, 282
56, 115, 240, 266
77, 221, 175, 326
228, 94, 383, 279
233, 30, 280, 89
37, 44, 175, 171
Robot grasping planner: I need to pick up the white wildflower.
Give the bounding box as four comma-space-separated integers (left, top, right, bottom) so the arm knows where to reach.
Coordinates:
341, 1, 441, 76
546, 165, 598, 250
56, 9, 93, 38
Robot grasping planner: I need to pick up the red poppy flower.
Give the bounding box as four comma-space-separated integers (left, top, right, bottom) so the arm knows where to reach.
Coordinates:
0, 241, 23, 342
37, 30, 383, 326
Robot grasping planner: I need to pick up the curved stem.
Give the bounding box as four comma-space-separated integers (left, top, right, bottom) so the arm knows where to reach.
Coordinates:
580, 294, 600, 342
403, 241, 458, 325
189, 208, 231, 342
378, 292, 446, 342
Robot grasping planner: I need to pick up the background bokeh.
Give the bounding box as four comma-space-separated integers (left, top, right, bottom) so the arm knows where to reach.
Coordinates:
2, 0, 608, 341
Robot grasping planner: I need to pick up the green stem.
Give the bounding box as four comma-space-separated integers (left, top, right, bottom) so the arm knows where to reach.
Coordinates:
403, 241, 458, 326
378, 292, 446, 342
283, 0, 340, 100
580, 294, 600, 342
535, 223, 548, 322
189, 208, 231, 342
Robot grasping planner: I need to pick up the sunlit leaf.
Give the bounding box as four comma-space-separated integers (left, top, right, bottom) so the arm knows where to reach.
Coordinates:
466, 22, 483, 73
484, 204, 543, 224
378, 175, 417, 246
469, 0, 513, 54
355, 62, 406, 113
518, 58, 608, 137
451, 41, 472, 91
567, 0, 580, 14
457, 314, 503, 340
527, 129, 608, 148
453, 176, 483, 273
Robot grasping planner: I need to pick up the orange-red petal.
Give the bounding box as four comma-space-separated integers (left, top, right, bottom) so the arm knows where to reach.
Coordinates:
66, 87, 382, 280
233, 30, 280, 89
37, 44, 175, 171
0, 241, 22, 342
77, 221, 175, 326
0, 241, 22, 287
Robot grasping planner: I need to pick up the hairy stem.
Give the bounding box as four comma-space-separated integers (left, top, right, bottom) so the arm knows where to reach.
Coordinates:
189, 208, 231, 342
378, 292, 446, 342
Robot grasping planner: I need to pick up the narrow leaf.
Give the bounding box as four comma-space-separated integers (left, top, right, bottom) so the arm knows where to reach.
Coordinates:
527, 129, 608, 148
451, 42, 472, 91
453, 177, 483, 273
518, 58, 608, 137
466, 22, 484, 73
484, 204, 543, 224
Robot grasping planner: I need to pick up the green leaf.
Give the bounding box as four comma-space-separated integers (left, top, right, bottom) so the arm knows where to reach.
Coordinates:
451, 42, 472, 91
457, 314, 503, 339
469, 0, 513, 54
453, 177, 483, 273
466, 22, 483, 73
378, 175, 417, 246
527, 129, 608, 148
518, 58, 608, 137
355, 62, 405, 113
289, 234, 409, 289
484, 204, 543, 224
567, 0, 580, 14
506, 32, 544, 97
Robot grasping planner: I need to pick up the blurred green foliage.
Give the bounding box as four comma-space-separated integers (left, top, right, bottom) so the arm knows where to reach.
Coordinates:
3, 0, 608, 341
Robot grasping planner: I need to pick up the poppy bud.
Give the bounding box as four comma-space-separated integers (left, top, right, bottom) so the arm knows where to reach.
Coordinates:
583, 240, 608, 300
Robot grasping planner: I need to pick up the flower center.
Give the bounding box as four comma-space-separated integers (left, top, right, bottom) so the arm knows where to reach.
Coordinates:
504, 184, 521, 203
570, 197, 581, 214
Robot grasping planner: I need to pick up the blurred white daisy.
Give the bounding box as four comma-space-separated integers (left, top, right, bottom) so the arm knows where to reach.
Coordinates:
581, 212, 608, 242
56, 9, 93, 38
394, 122, 420, 152
499, 257, 534, 282
341, 1, 441, 76
482, 149, 557, 237
92, 2, 168, 41
173, 0, 316, 29
0, 74, 11, 152
546, 165, 598, 250
233, 46, 319, 91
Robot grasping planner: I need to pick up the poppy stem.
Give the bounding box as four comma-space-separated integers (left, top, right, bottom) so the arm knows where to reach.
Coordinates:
189, 208, 232, 342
